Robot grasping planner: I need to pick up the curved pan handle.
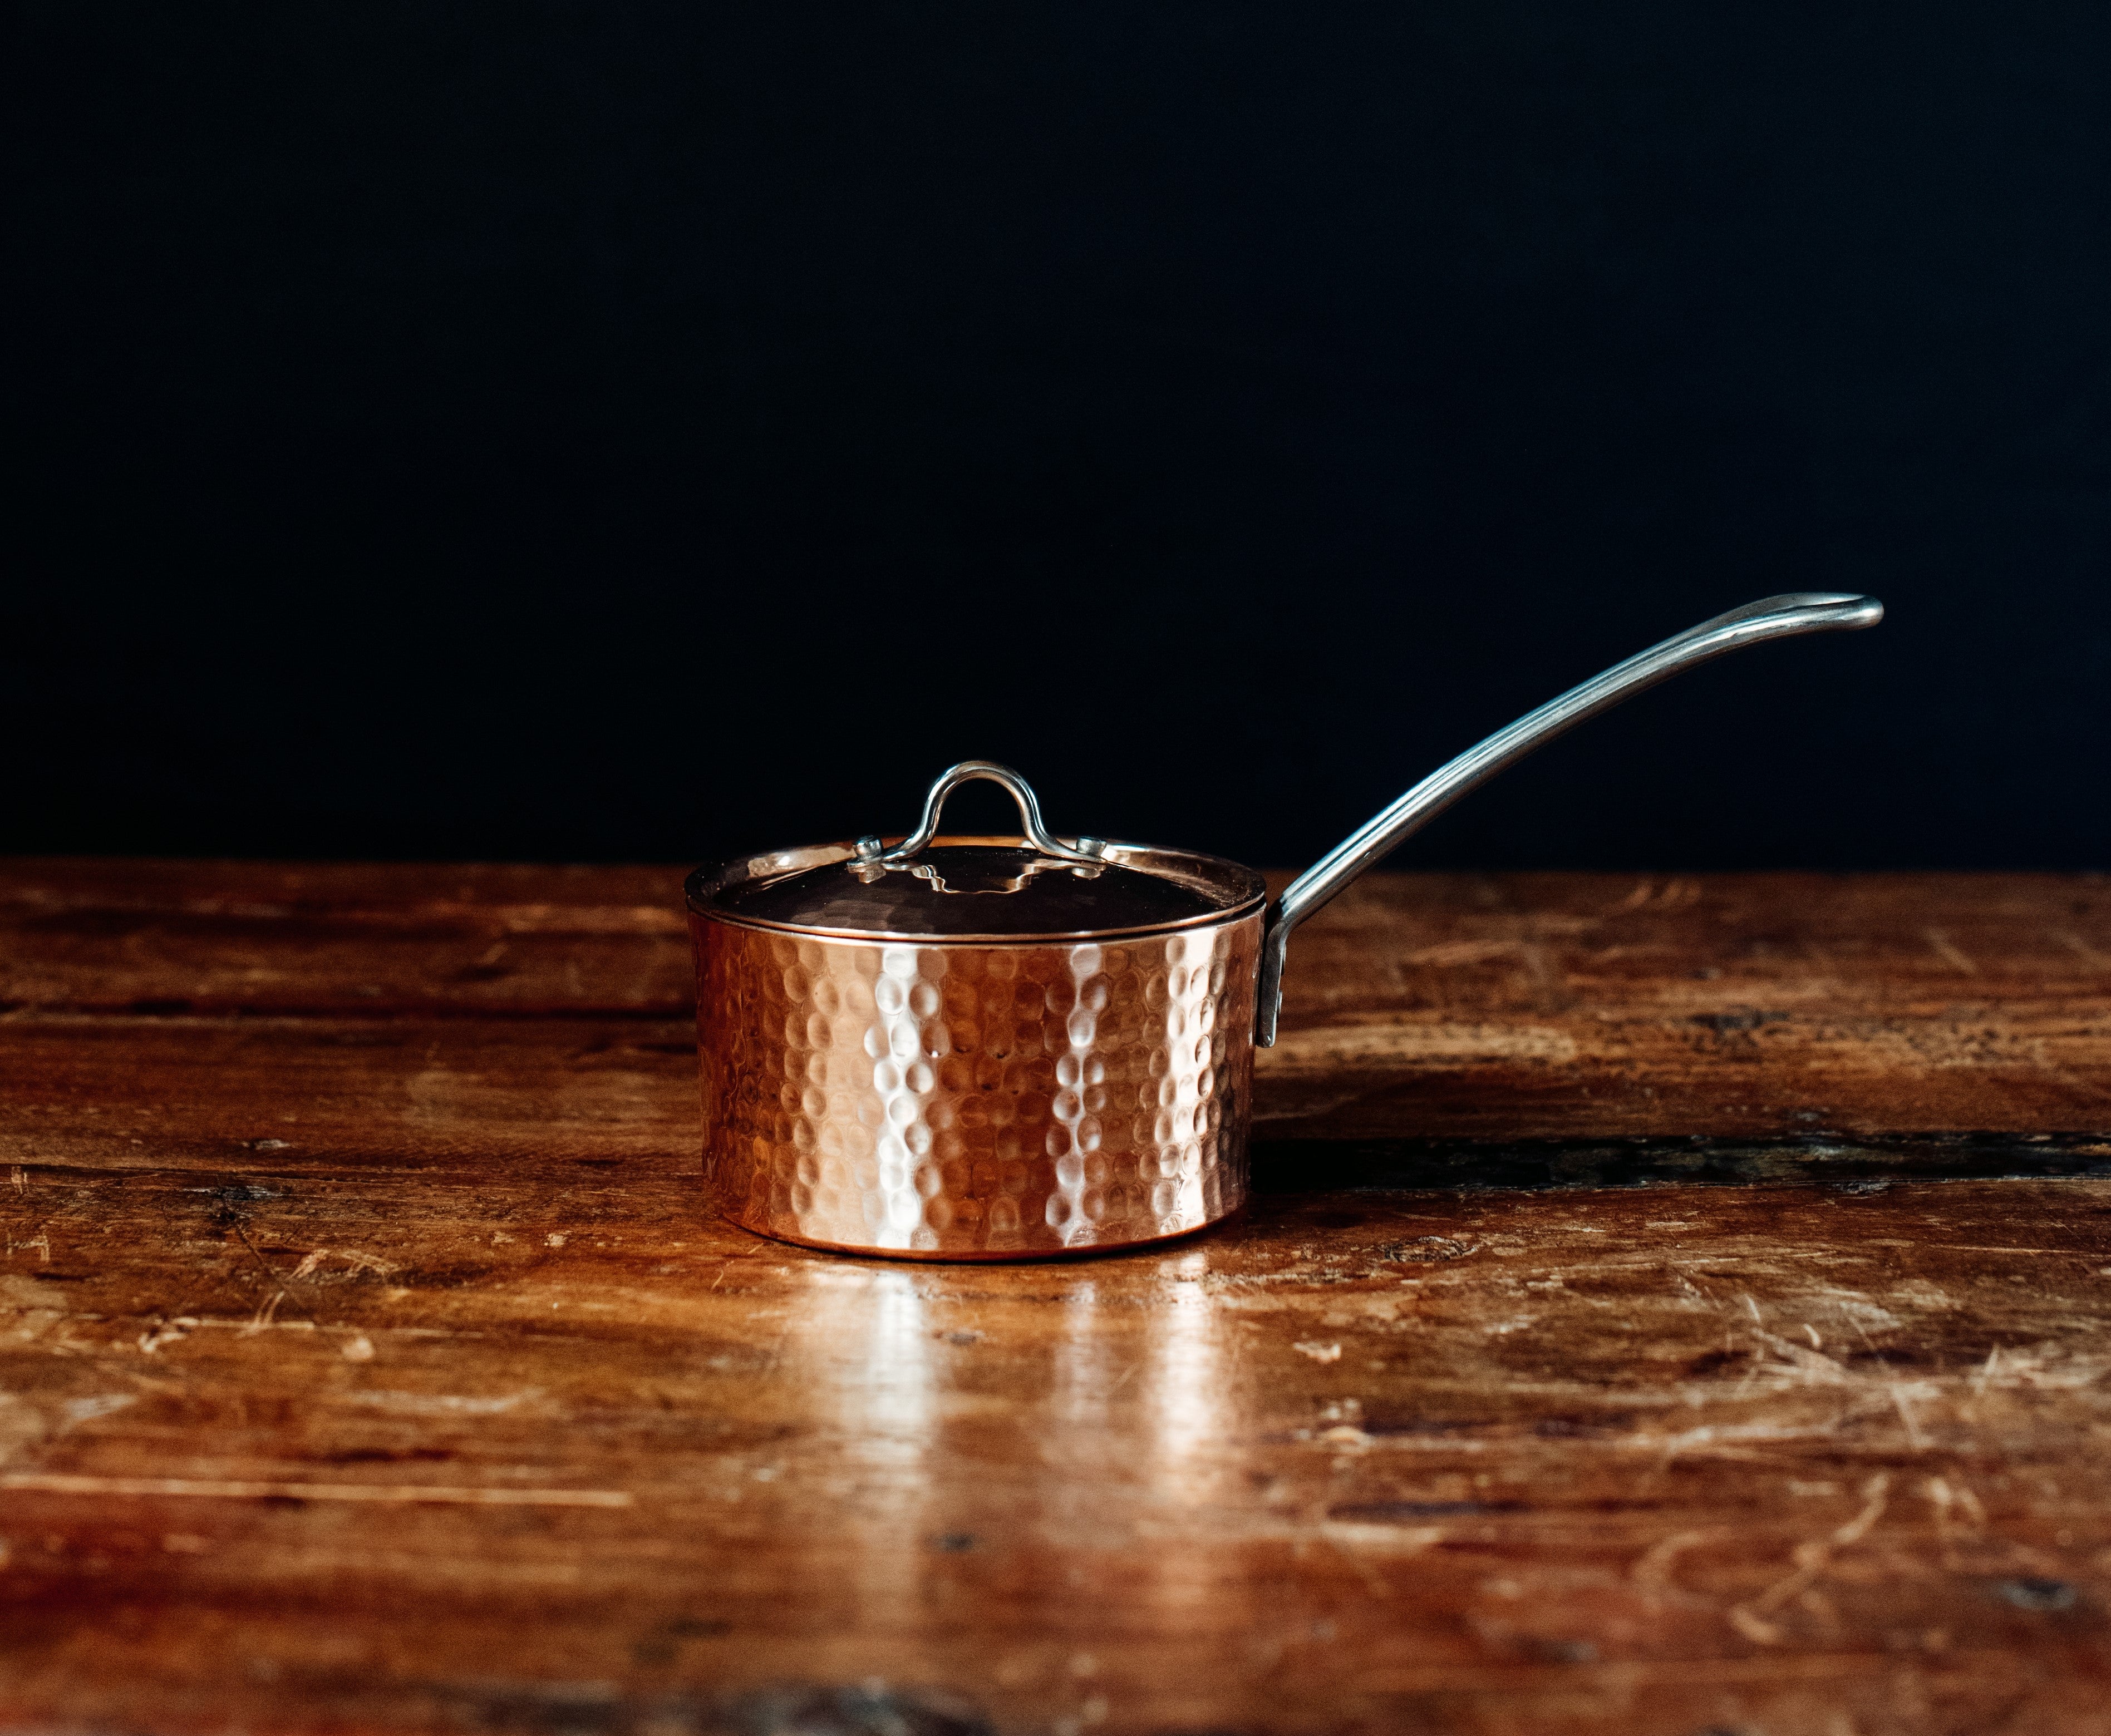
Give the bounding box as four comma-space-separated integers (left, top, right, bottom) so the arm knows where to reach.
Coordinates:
1255, 591, 1884, 1045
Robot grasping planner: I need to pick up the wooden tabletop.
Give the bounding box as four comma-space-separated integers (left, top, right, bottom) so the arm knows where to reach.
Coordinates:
4, 862, 2108, 1735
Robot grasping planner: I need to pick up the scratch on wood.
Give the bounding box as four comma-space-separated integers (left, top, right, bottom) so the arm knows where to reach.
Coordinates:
242, 1290, 289, 1334
1969, 1345, 2005, 1398
1728, 1474, 1891, 1644
1922, 928, 1979, 975
137, 1318, 196, 1355
1613, 879, 1702, 912
707, 1244, 762, 1293
1631, 1530, 1714, 1603
228, 1219, 316, 1321
1846, 1316, 1929, 1451
1923, 1475, 1989, 1565
1320, 1535, 1395, 1600
1644, 1420, 1847, 1464
2055, 929, 2111, 969
337, 1389, 543, 1416
288, 1248, 398, 1282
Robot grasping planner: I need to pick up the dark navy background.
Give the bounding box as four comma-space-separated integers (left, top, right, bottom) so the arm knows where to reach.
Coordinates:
8, 3, 2108, 869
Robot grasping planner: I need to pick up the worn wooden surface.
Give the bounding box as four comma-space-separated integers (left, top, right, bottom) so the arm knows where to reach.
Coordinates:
3, 861, 2109, 1735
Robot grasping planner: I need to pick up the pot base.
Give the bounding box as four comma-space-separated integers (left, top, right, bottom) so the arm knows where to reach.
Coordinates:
709, 1204, 1242, 1264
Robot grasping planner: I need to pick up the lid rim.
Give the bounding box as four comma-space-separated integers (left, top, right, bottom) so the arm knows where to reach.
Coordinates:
687, 900, 1266, 945
685, 834, 1267, 943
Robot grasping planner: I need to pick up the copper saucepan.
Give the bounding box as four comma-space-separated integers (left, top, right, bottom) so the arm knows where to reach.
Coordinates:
686, 593, 1882, 1260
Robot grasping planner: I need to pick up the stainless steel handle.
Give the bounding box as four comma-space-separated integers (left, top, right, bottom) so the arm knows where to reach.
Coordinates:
1254, 591, 1884, 1044
857, 760, 1106, 866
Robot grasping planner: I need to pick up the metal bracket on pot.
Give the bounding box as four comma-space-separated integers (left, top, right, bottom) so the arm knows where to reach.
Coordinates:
855, 760, 1107, 870
1254, 591, 1886, 1046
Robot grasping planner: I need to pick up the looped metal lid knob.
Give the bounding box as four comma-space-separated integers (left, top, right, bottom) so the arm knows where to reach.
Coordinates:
851, 761, 1106, 869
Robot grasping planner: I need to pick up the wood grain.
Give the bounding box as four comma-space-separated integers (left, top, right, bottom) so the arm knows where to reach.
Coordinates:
10, 863, 2111, 1141
3, 861, 2108, 1734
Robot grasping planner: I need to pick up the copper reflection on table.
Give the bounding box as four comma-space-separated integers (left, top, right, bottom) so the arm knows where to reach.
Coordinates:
798, 1245, 1237, 1551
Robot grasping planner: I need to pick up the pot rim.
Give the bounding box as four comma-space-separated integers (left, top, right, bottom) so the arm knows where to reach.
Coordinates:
686, 834, 1268, 945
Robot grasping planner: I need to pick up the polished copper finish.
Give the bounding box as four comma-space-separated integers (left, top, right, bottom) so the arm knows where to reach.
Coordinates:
689, 895, 1261, 1259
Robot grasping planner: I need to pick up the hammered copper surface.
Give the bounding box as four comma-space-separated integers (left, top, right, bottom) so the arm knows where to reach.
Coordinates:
690, 912, 1261, 1257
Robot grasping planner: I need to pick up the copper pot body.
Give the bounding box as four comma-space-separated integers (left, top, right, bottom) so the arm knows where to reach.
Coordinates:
690, 900, 1261, 1259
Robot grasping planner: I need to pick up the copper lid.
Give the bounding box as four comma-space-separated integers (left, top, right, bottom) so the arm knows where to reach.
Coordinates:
686, 763, 1265, 943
